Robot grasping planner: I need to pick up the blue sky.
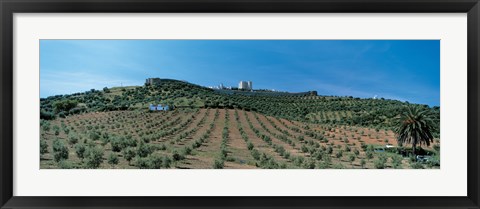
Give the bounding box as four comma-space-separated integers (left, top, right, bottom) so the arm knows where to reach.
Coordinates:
40, 40, 440, 106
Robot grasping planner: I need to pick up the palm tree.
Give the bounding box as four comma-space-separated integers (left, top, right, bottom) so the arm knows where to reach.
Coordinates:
395, 106, 434, 157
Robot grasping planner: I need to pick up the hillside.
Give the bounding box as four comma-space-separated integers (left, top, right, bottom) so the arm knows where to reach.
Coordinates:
40, 79, 440, 137
40, 108, 439, 169
40, 79, 441, 169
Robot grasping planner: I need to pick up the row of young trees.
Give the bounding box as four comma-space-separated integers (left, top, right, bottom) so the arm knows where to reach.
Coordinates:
40, 79, 440, 138
41, 105, 438, 169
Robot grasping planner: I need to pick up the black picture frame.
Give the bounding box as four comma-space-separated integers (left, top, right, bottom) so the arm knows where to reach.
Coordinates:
1, 0, 479, 208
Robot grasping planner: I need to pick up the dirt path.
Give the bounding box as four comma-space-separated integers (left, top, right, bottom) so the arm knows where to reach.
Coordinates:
175, 109, 214, 168
238, 111, 293, 167
246, 112, 305, 157
179, 109, 225, 169
270, 116, 317, 144
166, 108, 208, 148
223, 109, 257, 169
156, 110, 199, 143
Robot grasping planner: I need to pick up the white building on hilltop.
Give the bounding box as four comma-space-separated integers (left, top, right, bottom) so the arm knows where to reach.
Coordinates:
145, 78, 161, 86
238, 81, 253, 91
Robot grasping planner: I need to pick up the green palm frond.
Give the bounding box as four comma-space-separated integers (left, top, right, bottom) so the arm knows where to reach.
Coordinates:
395, 105, 434, 153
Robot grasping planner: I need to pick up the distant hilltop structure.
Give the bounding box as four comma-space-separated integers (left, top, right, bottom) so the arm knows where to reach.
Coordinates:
145, 78, 161, 86
209, 83, 232, 90
209, 81, 253, 91
238, 81, 253, 91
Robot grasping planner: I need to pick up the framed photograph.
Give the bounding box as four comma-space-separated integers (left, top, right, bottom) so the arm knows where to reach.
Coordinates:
1, 0, 479, 208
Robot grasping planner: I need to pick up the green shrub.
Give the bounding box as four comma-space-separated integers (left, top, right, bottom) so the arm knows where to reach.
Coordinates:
391, 155, 403, 169
366, 144, 374, 152
247, 142, 254, 150
75, 144, 86, 160
344, 145, 351, 152
316, 161, 330, 169
303, 159, 316, 169
378, 154, 388, 163
213, 159, 224, 169
251, 149, 260, 160
301, 145, 309, 153
135, 157, 150, 169
162, 156, 172, 168
258, 154, 280, 169
332, 163, 344, 169
68, 134, 79, 145
347, 154, 356, 167
142, 136, 150, 143
374, 159, 386, 169
148, 154, 164, 169
360, 142, 367, 151
100, 136, 110, 146
366, 151, 374, 161
40, 110, 56, 120
410, 162, 424, 169
220, 148, 228, 160
360, 159, 366, 168
52, 99, 78, 113
63, 127, 70, 135
427, 155, 440, 168
40, 139, 48, 155
52, 139, 69, 162
294, 156, 304, 167
137, 141, 153, 158
326, 146, 333, 154
84, 146, 104, 169
123, 147, 136, 165
353, 149, 360, 156
322, 154, 332, 165
58, 160, 73, 169
41, 120, 51, 131
123, 136, 137, 147
226, 156, 236, 162
158, 143, 167, 150
89, 131, 100, 141
110, 137, 124, 152
182, 146, 192, 155
335, 150, 343, 159
107, 153, 119, 166
172, 150, 185, 161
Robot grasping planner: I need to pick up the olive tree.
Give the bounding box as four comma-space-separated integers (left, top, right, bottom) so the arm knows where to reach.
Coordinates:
52, 139, 69, 162
84, 146, 104, 169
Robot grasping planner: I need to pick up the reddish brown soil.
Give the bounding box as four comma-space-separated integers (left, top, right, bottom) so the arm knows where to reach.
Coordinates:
237, 110, 292, 166
252, 113, 306, 157
224, 110, 257, 168
180, 109, 225, 169
40, 108, 439, 169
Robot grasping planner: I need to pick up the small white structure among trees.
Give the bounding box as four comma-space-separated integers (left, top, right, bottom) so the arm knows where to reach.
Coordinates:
149, 104, 171, 111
